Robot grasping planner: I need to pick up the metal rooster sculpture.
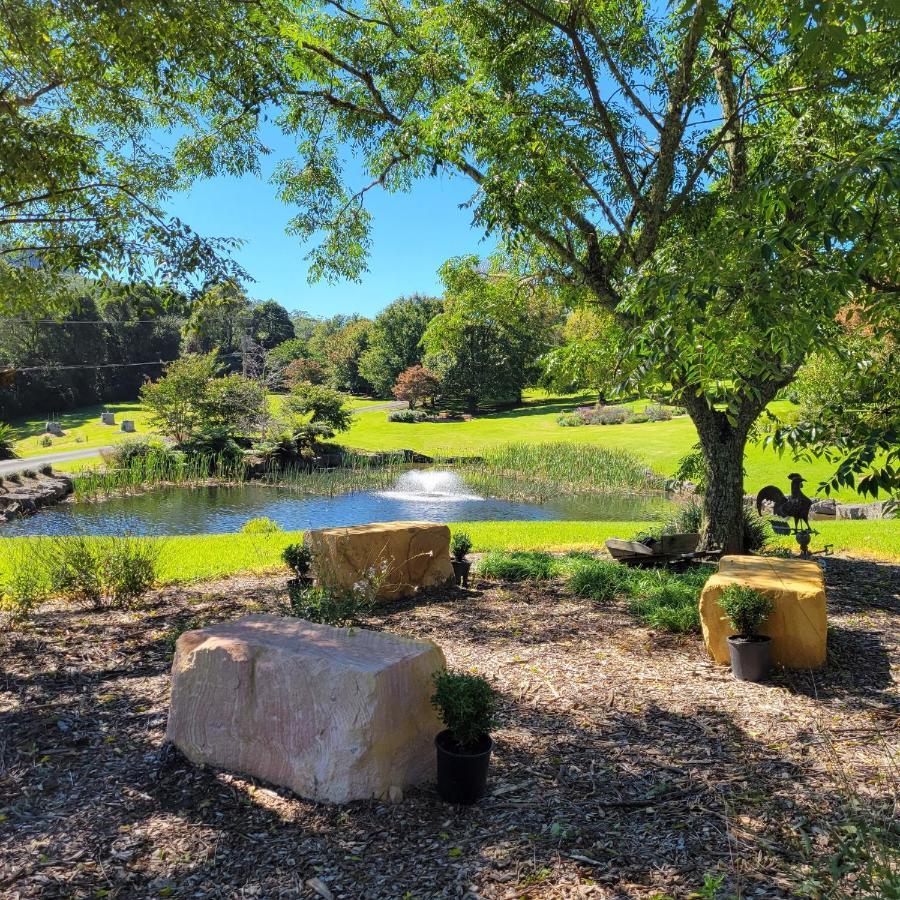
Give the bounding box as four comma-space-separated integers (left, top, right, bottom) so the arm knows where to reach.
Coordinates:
756, 473, 814, 531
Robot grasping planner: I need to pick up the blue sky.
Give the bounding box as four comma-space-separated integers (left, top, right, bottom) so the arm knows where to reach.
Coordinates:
165, 126, 494, 319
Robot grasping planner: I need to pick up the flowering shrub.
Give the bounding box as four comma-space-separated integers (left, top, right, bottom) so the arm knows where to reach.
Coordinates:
556, 405, 630, 426
644, 403, 673, 422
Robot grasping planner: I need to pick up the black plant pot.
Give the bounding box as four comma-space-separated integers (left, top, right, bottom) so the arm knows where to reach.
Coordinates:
451, 558, 472, 587
435, 730, 492, 804
728, 634, 772, 682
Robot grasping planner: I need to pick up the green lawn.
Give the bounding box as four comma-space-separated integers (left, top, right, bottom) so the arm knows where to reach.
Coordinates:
339, 394, 867, 501
10, 401, 157, 458
6, 391, 884, 503
1, 519, 896, 588
10, 395, 386, 460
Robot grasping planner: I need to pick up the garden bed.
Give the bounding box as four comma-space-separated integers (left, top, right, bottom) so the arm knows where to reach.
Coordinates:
1, 559, 897, 897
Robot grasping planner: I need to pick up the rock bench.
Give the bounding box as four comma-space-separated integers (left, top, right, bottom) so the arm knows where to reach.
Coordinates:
699, 555, 827, 668
166, 615, 445, 803
304, 521, 454, 600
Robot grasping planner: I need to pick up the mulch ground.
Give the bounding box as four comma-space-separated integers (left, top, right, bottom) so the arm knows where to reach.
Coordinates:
1, 557, 897, 899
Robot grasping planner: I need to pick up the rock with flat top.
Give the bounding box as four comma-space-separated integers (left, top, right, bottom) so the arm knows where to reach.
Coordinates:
166, 614, 445, 803
699, 555, 827, 668
304, 520, 454, 600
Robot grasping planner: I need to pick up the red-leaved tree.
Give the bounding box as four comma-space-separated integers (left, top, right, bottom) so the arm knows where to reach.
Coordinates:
392, 365, 441, 409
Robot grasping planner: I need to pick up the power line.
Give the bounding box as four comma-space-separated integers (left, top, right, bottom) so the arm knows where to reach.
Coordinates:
0, 351, 243, 374
0, 317, 189, 325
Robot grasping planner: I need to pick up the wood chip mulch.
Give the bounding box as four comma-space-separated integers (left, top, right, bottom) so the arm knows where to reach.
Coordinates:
1, 557, 897, 899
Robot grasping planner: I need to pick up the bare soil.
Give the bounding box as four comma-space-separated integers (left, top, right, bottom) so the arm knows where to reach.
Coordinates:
1, 557, 897, 899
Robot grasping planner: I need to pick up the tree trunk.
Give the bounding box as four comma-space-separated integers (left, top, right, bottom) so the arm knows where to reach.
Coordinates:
467, 395, 478, 415
686, 404, 749, 555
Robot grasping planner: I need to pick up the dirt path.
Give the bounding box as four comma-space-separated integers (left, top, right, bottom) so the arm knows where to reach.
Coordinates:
1, 558, 897, 898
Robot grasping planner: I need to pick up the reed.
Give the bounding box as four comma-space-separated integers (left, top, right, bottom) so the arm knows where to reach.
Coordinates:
73, 451, 246, 501
455, 442, 662, 502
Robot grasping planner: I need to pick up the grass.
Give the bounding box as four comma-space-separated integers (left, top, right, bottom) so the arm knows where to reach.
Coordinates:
2, 519, 896, 589
10, 402, 157, 457
343, 395, 870, 501
9, 395, 381, 460
8, 391, 885, 502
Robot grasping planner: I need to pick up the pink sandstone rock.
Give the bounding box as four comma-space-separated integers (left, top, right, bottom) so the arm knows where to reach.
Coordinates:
166, 615, 446, 803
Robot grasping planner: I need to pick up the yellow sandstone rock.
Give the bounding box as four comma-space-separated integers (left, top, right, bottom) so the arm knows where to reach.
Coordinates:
304, 520, 454, 600
699, 555, 827, 668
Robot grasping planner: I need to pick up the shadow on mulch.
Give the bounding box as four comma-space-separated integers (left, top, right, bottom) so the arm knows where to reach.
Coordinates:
2, 557, 896, 898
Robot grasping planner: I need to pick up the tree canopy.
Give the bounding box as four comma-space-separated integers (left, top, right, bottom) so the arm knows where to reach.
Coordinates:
266, 0, 898, 549
0, 0, 292, 316
358, 294, 443, 397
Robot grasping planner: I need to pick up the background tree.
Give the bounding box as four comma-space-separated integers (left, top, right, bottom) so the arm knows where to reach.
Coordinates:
392, 364, 441, 408
268, 0, 897, 551
309, 316, 373, 394
773, 322, 898, 499
140, 352, 265, 445
358, 294, 443, 396
0, 278, 185, 419
282, 383, 352, 446
249, 300, 295, 350
0, 0, 288, 316
283, 358, 327, 388
541, 307, 626, 404
182, 281, 250, 361
422, 256, 558, 413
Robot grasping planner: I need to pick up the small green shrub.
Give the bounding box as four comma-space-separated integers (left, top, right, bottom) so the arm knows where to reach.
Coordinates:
285, 582, 372, 626
742, 506, 771, 553
47, 536, 103, 605
567, 558, 633, 602
387, 409, 429, 423
282, 542, 312, 575
240, 516, 283, 535
101, 537, 159, 608
476, 550, 558, 581
22, 468, 37, 479
718, 584, 774, 636
450, 530, 472, 560
39, 434, 53, 448
45, 536, 158, 609
39, 464, 53, 476
0, 543, 51, 625
0, 423, 17, 460
104, 436, 169, 467
6, 473, 20, 484
431, 669, 496, 749
626, 411, 649, 424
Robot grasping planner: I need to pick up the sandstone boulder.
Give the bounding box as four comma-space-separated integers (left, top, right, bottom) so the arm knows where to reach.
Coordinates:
700, 555, 827, 668
166, 614, 445, 803
305, 521, 454, 600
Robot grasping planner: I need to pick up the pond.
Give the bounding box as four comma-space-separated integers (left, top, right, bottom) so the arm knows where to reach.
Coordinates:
2, 470, 675, 537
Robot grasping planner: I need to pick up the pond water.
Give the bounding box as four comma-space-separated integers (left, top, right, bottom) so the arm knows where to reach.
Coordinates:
2, 470, 675, 537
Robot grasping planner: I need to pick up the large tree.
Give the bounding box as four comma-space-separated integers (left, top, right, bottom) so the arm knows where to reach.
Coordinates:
269, 0, 897, 551
358, 294, 444, 396
0, 0, 286, 315
422, 255, 558, 412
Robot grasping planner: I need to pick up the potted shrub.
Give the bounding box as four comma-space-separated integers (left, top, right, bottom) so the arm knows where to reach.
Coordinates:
282, 542, 314, 598
719, 584, 775, 682
431, 669, 496, 804
450, 531, 472, 586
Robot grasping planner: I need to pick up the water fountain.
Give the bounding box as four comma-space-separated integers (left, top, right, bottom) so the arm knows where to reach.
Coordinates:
379, 469, 484, 502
